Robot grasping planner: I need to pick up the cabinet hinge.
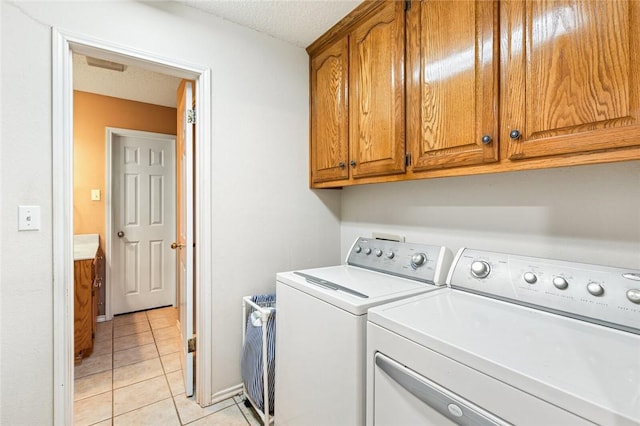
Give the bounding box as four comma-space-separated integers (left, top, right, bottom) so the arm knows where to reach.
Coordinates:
187, 109, 196, 125
188, 336, 196, 353
405, 153, 412, 167
405, 0, 411, 12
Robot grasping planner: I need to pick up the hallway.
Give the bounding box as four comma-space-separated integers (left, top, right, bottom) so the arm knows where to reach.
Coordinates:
73, 307, 259, 425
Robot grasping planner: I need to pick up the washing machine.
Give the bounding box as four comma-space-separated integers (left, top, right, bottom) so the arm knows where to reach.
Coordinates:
274, 237, 452, 426
367, 248, 640, 425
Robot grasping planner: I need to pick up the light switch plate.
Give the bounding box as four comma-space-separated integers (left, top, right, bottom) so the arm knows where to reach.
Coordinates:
91, 189, 101, 201
18, 205, 40, 231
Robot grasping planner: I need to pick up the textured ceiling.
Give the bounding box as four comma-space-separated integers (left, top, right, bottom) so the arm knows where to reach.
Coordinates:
74, 1, 362, 107
73, 53, 183, 107
178, 0, 363, 48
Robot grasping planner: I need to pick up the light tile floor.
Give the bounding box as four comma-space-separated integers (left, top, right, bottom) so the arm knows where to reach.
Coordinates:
74, 306, 261, 425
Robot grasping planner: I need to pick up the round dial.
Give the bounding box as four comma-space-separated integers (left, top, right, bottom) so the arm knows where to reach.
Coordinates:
354, 246, 362, 253
471, 261, 491, 278
386, 251, 395, 259
523, 272, 537, 284
553, 276, 569, 290
374, 249, 383, 257
364, 248, 372, 255
411, 253, 427, 269
587, 282, 604, 297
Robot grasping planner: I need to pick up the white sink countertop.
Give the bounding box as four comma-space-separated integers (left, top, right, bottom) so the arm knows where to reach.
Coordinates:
74, 234, 99, 261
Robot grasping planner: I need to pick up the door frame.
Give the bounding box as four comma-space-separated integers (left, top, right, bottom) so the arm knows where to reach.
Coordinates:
106, 127, 178, 319
52, 28, 214, 424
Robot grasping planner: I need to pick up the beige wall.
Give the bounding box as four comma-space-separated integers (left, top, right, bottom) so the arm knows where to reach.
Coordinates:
73, 90, 177, 244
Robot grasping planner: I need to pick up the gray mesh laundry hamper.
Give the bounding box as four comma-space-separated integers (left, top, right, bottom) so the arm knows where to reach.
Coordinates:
241, 294, 276, 425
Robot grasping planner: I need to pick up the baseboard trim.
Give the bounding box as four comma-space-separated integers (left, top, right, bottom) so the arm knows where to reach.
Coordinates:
210, 383, 243, 406
96, 315, 107, 323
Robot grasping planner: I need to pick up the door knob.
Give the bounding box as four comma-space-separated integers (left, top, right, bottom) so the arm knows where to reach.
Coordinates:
117, 231, 125, 238
171, 242, 185, 250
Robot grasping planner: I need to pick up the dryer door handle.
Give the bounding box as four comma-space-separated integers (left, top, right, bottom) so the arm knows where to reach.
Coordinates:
375, 353, 509, 426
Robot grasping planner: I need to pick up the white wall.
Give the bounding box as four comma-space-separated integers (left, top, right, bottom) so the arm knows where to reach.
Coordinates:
341, 161, 640, 269
1, 2, 55, 424
0, 1, 340, 422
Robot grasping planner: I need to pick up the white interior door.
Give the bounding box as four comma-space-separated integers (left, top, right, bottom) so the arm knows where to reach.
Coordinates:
176, 80, 195, 397
111, 131, 176, 315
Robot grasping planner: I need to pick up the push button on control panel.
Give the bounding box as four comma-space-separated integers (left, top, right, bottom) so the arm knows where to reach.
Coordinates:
553, 276, 569, 290
627, 289, 640, 304
523, 272, 537, 284
587, 282, 604, 297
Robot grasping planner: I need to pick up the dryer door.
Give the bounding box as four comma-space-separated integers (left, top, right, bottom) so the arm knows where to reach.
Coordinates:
374, 353, 508, 426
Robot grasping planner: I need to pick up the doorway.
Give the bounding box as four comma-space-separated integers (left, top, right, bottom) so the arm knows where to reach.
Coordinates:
53, 29, 214, 424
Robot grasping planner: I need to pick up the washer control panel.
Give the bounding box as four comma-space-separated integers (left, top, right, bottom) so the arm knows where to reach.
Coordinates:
347, 237, 452, 285
447, 248, 640, 334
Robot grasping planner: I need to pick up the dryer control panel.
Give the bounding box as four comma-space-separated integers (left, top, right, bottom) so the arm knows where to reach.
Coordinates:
346, 237, 452, 285
448, 248, 640, 334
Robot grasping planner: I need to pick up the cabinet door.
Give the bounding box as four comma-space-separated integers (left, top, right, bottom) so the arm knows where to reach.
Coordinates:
503, 0, 640, 160
408, 0, 499, 171
74, 259, 93, 360
310, 37, 349, 184
350, 1, 406, 178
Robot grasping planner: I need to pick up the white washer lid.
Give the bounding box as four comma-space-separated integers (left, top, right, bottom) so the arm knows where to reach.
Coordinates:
276, 265, 441, 316
368, 289, 640, 425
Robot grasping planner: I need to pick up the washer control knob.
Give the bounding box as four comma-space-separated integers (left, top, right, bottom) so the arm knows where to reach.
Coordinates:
386, 251, 395, 259
471, 261, 491, 278
354, 246, 362, 253
627, 289, 640, 304
587, 282, 604, 297
411, 253, 427, 269
523, 272, 537, 284
364, 248, 372, 255
374, 248, 383, 257
553, 276, 569, 290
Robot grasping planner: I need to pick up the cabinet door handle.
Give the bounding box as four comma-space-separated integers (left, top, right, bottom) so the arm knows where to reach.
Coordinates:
481, 135, 492, 145
338, 162, 345, 169
350, 160, 357, 167
509, 129, 521, 140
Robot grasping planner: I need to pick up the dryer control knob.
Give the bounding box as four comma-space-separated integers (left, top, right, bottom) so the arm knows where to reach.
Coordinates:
386, 251, 395, 259
471, 261, 491, 279
374, 249, 383, 257
523, 272, 537, 284
587, 282, 604, 297
354, 246, 362, 253
365, 248, 372, 255
411, 253, 427, 269
553, 276, 569, 290
626, 289, 640, 304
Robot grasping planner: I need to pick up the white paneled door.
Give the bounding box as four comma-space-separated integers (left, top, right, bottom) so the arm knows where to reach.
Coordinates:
111, 131, 176, 315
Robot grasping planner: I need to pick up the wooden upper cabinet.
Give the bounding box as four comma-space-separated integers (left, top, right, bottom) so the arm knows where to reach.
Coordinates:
503, 0, 640, 160
407, 0, 499, 171
310, 37, 349, 184
349, 0, 406, 178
